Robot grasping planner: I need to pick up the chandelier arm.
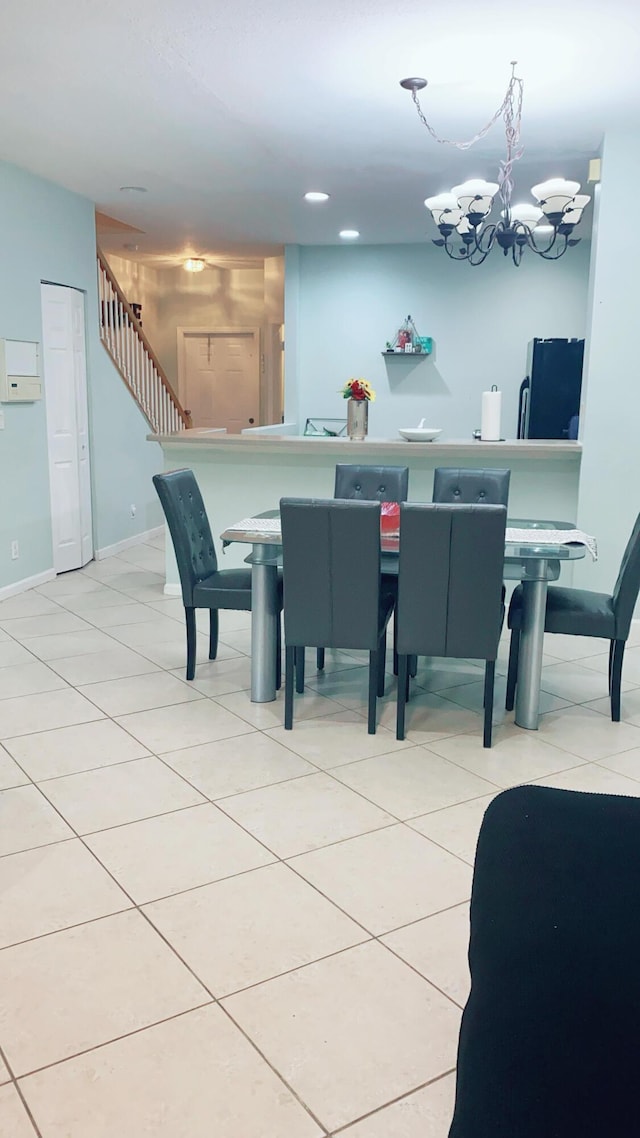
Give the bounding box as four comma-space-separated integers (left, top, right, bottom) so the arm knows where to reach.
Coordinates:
526, 226, 558, 255
536, 236, 570, 261
441, 240, 471, 262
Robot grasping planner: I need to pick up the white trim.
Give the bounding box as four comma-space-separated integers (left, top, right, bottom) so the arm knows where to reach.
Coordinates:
94, 526, 164, 561
163, 583, 181, 597
0, 568, 56, 601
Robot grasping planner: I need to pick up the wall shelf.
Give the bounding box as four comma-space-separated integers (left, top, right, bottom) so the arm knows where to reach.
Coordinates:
381, 351, 429, 358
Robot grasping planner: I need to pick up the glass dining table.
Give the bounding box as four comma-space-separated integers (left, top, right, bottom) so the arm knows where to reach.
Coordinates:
220, 514, 586, 731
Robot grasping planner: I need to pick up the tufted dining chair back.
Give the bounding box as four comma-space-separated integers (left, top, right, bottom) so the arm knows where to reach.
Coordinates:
152, 469, 218, 606
433, 467, 511, 507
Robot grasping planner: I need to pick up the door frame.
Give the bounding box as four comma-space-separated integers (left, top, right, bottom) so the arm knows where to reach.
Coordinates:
177, 326, 262, 428
41, 282, 94, 573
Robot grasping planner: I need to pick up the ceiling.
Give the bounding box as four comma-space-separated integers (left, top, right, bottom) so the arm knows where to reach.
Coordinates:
2, 0, 639, 262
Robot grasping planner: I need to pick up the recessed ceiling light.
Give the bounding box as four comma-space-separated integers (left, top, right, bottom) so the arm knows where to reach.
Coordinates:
339, 229, 360, 239
304, 191, 330, 202
184, 258, 205, 272
119, 185, 147, 193
123, 242, 139, 251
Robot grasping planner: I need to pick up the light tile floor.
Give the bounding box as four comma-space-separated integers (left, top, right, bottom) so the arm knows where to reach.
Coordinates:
2, 534, 640, 1136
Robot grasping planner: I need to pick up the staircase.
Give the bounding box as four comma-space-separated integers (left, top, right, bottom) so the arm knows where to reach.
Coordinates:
97, 251, 191, 432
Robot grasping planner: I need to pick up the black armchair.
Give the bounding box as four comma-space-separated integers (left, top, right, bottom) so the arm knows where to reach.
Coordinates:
395, 503, 507, 746
433, 467, 511, 507
506, 510, 640, 720
153, 469, 282, 682
449, 784, 640, 1137
280, 497, 395, 734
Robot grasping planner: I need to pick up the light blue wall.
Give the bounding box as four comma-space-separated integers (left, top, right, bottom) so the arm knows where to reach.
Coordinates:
577, 135, 639, 592
0, 160, 161, 589
286, 241, 591, 440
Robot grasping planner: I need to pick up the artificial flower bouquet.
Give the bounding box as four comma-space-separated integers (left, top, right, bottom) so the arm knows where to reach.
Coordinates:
340, 378, 376, 402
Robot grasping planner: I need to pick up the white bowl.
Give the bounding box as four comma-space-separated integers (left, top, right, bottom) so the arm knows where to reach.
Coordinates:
398, 427, 442, 442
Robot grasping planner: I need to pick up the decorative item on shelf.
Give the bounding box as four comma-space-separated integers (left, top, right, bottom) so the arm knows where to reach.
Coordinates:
400, 63, 590, 266
383, 316, 431, 356
340, 378, 375, 441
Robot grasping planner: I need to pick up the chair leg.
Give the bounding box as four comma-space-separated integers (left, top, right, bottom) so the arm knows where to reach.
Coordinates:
393, 618, 399, 676
608, 639, 615, 695
611, 640, 625, 722
483, 660, 495, 748
505, 629, 520, 712
185, 606, 197, 681
409, 654, 418, 678
276, 617, 282, 691
317, 647, 325, 671
284, 646, 295, 729
396, 654, 408, 740
368, 650, 378, 734
209, 609, 219, 660
295, 647, 305, 694
377, 630, 387, 697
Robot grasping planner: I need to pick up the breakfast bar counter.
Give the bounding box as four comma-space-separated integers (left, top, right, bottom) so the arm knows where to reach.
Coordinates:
148, 430, 582, 580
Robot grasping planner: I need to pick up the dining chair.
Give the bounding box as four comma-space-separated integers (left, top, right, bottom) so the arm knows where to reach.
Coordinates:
506, 510, 640, 721
395, 503, 506, 746
153, 469, 283, 682
309, 464, 409, 676
334, 464, 409, 502
448, 784, 640, 1138
280, 497, 395, 734
433, 467, 511, 506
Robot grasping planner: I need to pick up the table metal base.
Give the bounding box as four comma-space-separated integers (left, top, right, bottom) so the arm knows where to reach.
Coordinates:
250, 543, 279, 702
515, 560, 549, 730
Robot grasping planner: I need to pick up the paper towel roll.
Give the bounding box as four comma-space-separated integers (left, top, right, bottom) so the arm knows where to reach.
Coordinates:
481, 387, 502, 441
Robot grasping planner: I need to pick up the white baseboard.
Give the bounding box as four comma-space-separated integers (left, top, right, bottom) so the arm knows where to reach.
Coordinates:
0, 568, 56, 601
94, 526, 164, 561
163, 583, 181, 597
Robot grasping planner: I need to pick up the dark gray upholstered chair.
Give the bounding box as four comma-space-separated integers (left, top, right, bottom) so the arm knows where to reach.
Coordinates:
280, 497, 395, 734
312, 464, 409, 675
395, 503, 506, 746
506, 510, 640, 721
334, 464, 409, 502
449, 784, 640, 1138
153, 469, 282, 682
433, 467, 511, 506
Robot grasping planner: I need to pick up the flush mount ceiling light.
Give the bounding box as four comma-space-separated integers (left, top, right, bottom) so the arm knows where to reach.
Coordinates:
184, 258, 205, 272
339, 229, 360, 239
119, 185, 148, 193
304, 191, 330, 202
401, 63, 590, 266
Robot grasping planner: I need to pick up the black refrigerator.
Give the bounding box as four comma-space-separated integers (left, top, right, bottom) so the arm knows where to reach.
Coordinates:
517, 338, 584, 439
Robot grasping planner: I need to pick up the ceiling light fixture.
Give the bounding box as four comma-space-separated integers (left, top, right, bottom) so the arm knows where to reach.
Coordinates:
401, 63, 590, 266
119, 185, 148, 193
339, 229, 360, 239
304, 191, 330, 202
184, 258, 205, 272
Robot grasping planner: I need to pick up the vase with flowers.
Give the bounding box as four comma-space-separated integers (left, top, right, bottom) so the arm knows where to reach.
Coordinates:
340, 378, 375, 440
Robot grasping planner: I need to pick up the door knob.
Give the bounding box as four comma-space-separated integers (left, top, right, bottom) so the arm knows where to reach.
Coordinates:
249, 418, 255, 424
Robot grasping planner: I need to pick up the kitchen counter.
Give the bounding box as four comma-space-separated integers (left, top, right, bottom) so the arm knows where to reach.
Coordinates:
149, 429, 581, 461
149, 430, 582, 587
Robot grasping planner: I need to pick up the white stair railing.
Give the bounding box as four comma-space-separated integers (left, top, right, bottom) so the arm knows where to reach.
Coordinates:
97, 251, 191, 433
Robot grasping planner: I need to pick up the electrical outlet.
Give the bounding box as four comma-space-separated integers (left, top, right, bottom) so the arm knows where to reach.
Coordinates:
10, 540, 19, 560
130, 504, 137, 518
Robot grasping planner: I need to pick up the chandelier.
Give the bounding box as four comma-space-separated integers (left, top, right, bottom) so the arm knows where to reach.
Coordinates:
399, 63, 591, 266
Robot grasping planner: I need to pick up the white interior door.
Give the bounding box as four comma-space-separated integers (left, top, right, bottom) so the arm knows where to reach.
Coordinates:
181, 330, 260, 432
41, 284, 93, 573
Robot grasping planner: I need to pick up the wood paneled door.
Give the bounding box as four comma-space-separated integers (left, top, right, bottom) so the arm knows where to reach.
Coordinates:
178, 327, 260, 432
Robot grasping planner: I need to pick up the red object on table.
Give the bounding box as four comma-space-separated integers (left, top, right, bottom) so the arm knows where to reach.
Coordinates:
380, 502, 400, 534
